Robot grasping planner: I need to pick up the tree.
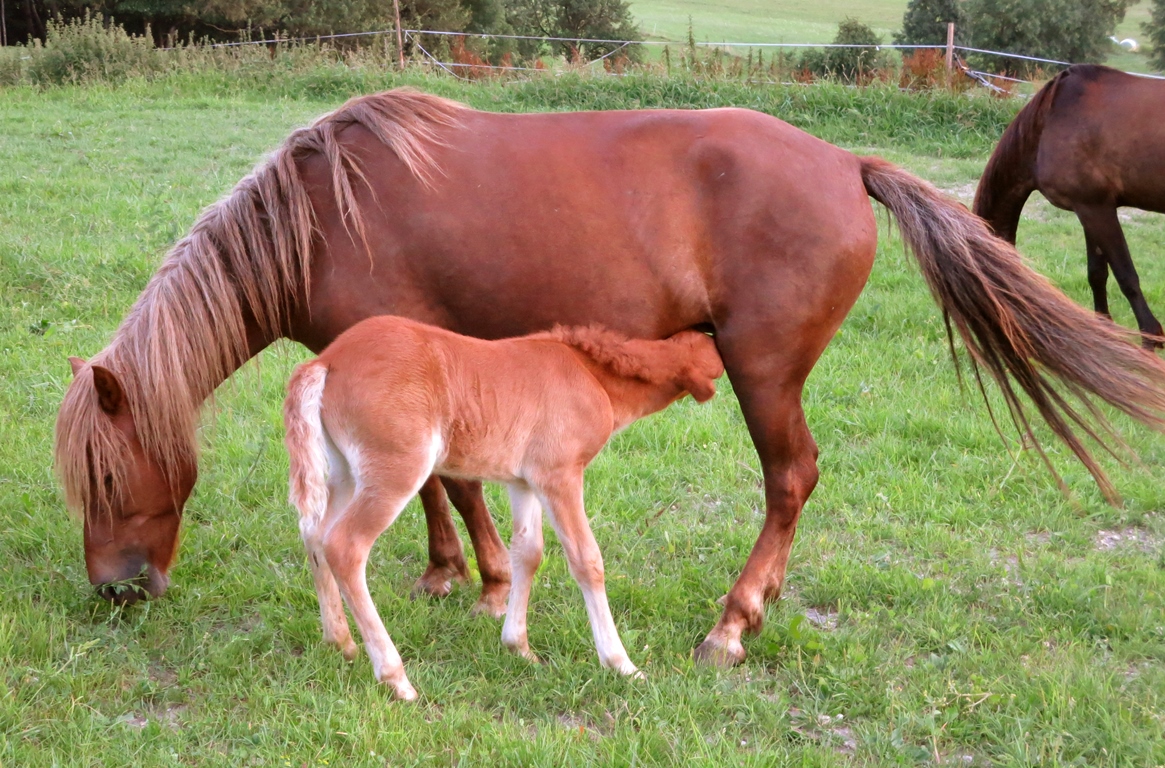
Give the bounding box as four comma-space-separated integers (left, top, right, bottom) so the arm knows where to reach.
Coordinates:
1145, 0, 1165, 70
893, 0, 970, 51
964, 0, 1136, 74
506, 0, 640, 59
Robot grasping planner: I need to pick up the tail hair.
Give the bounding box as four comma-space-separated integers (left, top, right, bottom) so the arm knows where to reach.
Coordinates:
284, 360, 330, 532
862, 156, 1165, 504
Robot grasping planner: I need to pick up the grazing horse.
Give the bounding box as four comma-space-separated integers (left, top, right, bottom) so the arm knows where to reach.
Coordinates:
974, 64, 1165, 348
284, 317, 724, 698
56, 88, 1165, 669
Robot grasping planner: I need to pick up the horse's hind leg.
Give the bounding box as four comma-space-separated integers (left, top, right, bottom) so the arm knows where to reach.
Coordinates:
1076, 204, 1163, 348
302, 526, 358, 660
413, 475, 470, 598
443, 478, 511, 619
323, 464, 433, 700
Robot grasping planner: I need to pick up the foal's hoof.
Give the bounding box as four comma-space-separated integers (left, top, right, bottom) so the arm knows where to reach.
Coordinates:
693, 637, 746, 667
470, 584, 510, 619
390, 680, 419, 702
337, 638, 360, 661
412, 562, 469, 599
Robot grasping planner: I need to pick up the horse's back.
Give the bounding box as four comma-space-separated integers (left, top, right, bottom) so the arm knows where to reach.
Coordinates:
295, 104, 875, 350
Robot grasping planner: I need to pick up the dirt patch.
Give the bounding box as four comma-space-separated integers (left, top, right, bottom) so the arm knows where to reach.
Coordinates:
804, 607, 839, 631
1095, 526, 1160, 554
940, 183, 977, 205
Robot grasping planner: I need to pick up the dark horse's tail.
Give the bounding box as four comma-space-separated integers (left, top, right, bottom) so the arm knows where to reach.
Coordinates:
862, 156, 1165, 503
971, 69, 1067, 242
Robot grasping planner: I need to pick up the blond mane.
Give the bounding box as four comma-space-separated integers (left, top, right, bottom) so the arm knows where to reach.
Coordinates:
545, 325, 680, 384
55, 89, 464, 517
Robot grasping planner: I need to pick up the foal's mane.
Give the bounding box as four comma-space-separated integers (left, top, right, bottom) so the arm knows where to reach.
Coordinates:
545, 325, 681, 384
55, 89, 464, 516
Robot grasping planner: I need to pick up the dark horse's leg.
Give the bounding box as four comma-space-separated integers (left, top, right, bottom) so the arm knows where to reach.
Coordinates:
1076, 204, 1163, 348
413, 476, 511, 615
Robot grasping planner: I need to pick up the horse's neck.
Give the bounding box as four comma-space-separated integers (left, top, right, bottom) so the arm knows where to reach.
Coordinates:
588, 368, 678, 431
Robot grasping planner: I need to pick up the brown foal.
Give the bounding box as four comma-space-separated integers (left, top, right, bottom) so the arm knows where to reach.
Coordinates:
283, 317, 723, 698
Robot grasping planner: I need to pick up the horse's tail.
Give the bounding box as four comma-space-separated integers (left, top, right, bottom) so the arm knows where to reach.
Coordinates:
861, 155, 1165, 504
971, 69, 1067, 242
284, 360, 331, 534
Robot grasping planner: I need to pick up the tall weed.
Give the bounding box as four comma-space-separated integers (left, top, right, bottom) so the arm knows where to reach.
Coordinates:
26, 13, 160, 86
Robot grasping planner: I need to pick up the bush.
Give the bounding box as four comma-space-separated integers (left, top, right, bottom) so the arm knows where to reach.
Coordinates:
27, 14, 160, 85
800, 18, 892, 84
965, 0, 1136, 74
1145, 0, 1165, 71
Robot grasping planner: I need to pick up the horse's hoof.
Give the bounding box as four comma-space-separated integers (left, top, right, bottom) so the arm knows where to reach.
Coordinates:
412, 563, 469, 599
469, 585, 510, 619
392, 681, 419, 702
338, 638, 360, 661
692, 637, 746, 667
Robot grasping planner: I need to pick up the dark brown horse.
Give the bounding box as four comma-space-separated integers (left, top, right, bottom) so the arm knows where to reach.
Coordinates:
974, 64, 1165, 348
57, 89, 1165, 671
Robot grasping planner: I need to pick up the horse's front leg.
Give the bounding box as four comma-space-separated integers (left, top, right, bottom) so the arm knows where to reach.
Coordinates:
1077, 204, 1164, 349
413, 475, 471, 597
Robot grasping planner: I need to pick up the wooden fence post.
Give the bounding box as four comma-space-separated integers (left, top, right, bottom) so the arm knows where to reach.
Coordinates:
945, 22, 955, 71
392, 0, 405, 70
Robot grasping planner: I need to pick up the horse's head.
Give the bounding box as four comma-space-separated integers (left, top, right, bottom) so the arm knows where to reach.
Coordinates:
59, 357, 197, 604
670, 330, 725, 403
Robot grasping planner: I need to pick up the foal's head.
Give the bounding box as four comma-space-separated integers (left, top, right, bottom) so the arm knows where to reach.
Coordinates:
57, 358, 197, 604
665, 330, 725, 403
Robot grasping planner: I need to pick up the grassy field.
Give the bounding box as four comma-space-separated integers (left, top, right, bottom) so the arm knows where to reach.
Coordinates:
629, 0, 1163, 74
2, 72, 1165, 766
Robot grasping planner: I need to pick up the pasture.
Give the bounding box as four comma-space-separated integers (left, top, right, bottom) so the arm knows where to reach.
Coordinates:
2, 73, 1165, 766
627, 0, 1162, 74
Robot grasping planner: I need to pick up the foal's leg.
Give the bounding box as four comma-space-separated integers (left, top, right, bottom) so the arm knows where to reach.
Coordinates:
1076, 204, 1164, 348
500, 482, 543, 662
536, 474, 638, 676
443, 478, 512, 619
323, 470, 431, 701
302, 526, 359, 660
413, 475, 470, 598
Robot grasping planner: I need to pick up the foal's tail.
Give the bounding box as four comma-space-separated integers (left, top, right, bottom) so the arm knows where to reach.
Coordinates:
861, 156, 1165, 504
284, 360, 331, 532
971, 69, 1065, 242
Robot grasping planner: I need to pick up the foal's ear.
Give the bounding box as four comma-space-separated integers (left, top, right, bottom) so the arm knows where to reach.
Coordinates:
90, 365, 126, 416
681, 367, 718, 404
68, 356, 86, 376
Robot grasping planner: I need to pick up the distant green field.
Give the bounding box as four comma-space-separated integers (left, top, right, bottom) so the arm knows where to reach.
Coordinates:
630, 0, 1162, 74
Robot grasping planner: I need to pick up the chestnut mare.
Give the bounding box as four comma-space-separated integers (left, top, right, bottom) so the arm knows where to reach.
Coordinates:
284, 317, 723, 698
57, 88, 1165, 667
974, 64, 1165, 348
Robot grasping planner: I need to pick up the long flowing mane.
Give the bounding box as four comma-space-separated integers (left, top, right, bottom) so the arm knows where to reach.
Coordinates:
55, 89, 465, 517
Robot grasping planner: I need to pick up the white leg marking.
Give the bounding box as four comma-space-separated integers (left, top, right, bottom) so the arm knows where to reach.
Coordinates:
501, 482, 543, 661
538, 480, 639, 677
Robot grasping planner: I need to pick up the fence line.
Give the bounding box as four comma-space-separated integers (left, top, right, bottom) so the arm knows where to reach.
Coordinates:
198, 26, 1165, 83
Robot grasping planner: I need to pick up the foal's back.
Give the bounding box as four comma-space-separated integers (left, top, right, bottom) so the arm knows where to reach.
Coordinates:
316, 316, 615, 483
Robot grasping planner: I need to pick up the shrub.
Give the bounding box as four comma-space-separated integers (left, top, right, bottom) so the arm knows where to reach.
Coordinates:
800, 18, 892, 84
27, 14, 160, 85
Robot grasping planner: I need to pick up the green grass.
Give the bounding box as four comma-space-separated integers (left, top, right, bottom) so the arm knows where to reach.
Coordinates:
2, 73, 1165, 766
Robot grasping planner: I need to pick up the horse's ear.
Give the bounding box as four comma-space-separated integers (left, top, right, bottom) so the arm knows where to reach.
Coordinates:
91, 365, 126, 416
68, 357, 86, 376
681, 367, 718, 403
